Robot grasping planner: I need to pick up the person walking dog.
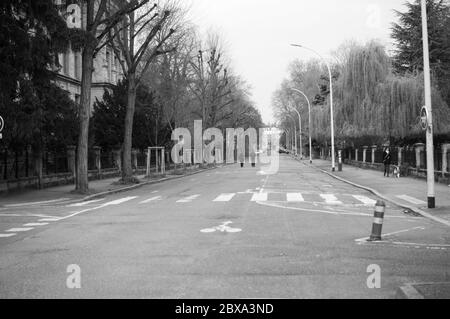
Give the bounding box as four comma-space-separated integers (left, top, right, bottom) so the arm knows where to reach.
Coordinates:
383, 148, 392, 177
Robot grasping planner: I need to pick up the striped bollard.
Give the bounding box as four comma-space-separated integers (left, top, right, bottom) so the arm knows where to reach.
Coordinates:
369, 201, 385, 241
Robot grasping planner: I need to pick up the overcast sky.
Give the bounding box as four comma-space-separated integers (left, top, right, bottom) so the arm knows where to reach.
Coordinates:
186, 0, 408, 124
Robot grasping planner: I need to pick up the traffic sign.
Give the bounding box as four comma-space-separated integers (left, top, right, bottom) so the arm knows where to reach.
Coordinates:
420, 106, 428, 131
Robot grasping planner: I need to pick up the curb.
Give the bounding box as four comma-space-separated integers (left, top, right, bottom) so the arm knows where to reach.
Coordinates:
297, 158, 450, 227
68, 165, 221, 204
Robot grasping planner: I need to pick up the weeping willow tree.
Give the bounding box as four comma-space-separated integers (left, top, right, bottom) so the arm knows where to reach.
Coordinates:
310, 41, 450, 146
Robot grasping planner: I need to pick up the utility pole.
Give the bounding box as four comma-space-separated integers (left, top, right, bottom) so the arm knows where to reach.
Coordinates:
421, 0, 435, 209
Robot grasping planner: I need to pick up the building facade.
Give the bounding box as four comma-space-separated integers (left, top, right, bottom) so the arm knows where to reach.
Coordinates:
54, 0, 123, 112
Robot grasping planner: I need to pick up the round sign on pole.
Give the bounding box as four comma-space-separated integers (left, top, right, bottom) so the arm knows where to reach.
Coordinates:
420, 106, 428, 131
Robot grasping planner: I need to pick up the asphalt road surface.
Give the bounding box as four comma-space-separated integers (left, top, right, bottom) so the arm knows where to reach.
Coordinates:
0, 155, 449, 298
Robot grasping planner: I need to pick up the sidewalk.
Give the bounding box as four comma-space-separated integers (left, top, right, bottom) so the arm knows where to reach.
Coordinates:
309, 159, 450, 226
0, 166, 210, 208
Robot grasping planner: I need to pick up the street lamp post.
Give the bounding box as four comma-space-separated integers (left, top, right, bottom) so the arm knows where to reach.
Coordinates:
291, 88, 313, 164
288, 115, 298, 156
291, 44, 335, 171
421, 0, 435, 208
288, 105, 302, 159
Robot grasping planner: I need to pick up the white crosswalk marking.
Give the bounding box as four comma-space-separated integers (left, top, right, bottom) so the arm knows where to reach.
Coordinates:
67, 199, 105, 207
396, 195, 427, 205
251, 193, 268, 202
320, 194, 343, 205
140, 196, 162, 204
0, 233, 16, 238
177, 195, 200, 203
6, 228, 34, 232
352, 195, 377, 206
287, 193, 304, 202
38, 218, 60, 222
103, 197, 138, 206
213, 193, 236, 202
23, 223, 49, 227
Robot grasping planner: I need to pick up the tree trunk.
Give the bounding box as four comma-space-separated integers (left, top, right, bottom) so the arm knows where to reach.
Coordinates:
76, 45, 94, 193
122, 73, 137, 182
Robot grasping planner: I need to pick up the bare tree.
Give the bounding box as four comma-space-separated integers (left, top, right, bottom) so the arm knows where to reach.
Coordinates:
108, 1, 178, 183
188, 34, 233, 128
74, 0, 147, 193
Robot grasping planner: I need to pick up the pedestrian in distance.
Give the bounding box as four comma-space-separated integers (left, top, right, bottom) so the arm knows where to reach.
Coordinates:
383, 148, 392, 177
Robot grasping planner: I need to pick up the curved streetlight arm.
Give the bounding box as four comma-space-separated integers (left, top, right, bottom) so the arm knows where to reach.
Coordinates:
290, 88, 313, 163
291, 43, 335, 171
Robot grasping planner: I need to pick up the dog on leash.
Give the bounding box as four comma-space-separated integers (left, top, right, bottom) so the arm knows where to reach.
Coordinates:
392, 165, 400, 178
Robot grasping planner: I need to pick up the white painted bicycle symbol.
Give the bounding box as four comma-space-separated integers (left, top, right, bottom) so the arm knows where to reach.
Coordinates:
201, 221, 242, 233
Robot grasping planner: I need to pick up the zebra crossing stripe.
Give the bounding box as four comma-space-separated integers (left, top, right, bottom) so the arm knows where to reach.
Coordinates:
213, 194, 236, 202
352, 195, 377, 206
177, 195, 200, 203
251, 193, 268, 202
140, 196, 162, 204
287, 193, 304, 202
320, 194, 343, 205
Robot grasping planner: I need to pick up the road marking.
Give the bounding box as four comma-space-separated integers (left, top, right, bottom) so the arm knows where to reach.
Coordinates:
0, 233, 16, 238
352, 195, 377, 206
399, 284, 425, 299
67, 199, 105, 207
213, 193, 236, 202
251, 193, 268, 202
201, 221, 242, 233
320, 194, 343, 205
396, 195, 427, 205
4, 198, 70, 207
58, 196, 138, 221
287, 193, 305, 202
103, 197, 138, 206
140, 196, 162, 204
23, 223, 49, 227
177, 195, 200, 203
355, 227, 426, 243
39, 218, 60, 222
151, 191, 159, 194
6, 227, 34, 232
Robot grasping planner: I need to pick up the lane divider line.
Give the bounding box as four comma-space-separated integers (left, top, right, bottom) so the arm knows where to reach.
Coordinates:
0, 233, 16, 238
139, 196, 162, 204
23, 223, 49, 227
6, 227, 34, 232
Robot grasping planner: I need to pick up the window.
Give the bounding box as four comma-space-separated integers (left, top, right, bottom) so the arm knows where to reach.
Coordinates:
106, 50, 111, 82
74, 53, 80, 80
74, 94, 81, 105
63, 51, 70, 76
